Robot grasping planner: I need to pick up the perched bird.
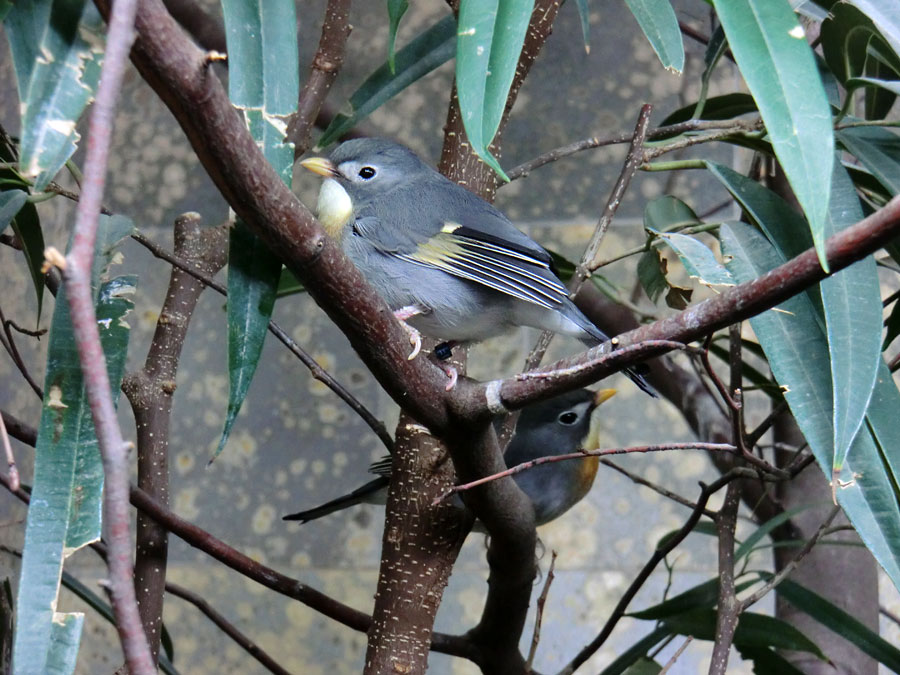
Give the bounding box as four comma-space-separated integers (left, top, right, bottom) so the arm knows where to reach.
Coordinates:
283, 388, 616, 528
301, 138, 653, 395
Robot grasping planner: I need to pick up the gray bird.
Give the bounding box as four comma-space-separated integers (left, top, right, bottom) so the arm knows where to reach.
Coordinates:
301, 138, 653, 394
283, 388, 616, 528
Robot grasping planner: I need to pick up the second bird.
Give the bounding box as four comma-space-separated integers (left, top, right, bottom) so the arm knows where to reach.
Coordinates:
301, 138, 653, 395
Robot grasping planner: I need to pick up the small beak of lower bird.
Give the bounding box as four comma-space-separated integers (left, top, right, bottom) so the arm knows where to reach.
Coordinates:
592, 388, 617, 407
300, 156, 339, 178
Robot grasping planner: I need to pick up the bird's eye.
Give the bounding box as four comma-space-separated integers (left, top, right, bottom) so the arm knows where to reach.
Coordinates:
358, 166, 377, 180
557, 411, 579, 426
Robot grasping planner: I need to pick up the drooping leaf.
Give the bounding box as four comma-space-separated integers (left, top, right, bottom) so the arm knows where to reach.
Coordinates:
218, 0, 299, 460
317, 14, 456, 148
774, 578, 900, 671
735, 646, 806, 675
659, 93, 757, 127
637, 248, 669, 303
721, 222, 900, 589
711, 0, 835, 270
821, 3, 900, 87
0, 189, 27, 235
837, 126, 900, 195
386, 0, 409, 73
620, 657, 662, 675
597, 627, 671, 675
456, 0, 534, 180
846, 0, 900, 58
14, 268, 136, 673
819, 162, 881, 472
12, 1, 105, 190
573, 0, 591, 53
663, 609, 825, 657
9, 199, 45, 324
629, 578, 757, 620
623, 0, 684, 73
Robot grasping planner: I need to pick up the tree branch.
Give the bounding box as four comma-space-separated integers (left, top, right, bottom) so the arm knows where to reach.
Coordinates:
56, 0, 153, 670
287, 0, 352, 156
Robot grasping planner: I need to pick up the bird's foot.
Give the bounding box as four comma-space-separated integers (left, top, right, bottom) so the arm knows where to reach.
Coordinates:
439, 362, 458, 391
393, 305, 425, 360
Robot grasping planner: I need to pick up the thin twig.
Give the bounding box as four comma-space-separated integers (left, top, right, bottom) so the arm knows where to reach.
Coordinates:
437, 442, 737, 503
506, 118, 758, 181
0, 413, 19, 492
560, 472, 741, 674
130, 230, 394, 452
526, 550, 557, 671
166, 582, 292, 675
577, 104, 653, 285
49, 0, 153, 669
880, 605, 900, 630
659, 636, 693, 675
599, 459, 714, 516
0, 305, 43, 399
739, 505, 842, 610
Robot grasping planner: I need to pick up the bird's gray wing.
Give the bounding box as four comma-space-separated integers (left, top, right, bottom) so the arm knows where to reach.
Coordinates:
351, 212, 569, 310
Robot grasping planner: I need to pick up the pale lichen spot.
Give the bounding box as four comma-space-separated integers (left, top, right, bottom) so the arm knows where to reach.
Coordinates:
47, 119, 78, 135
788, 25, 805, 39
48, 385, 68, 409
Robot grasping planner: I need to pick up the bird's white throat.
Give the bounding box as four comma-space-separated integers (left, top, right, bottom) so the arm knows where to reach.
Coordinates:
316, 178, 353, 239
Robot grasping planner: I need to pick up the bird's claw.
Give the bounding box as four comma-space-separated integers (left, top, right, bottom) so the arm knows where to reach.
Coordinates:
405, 324, 422, 360
441, 363, 458, 391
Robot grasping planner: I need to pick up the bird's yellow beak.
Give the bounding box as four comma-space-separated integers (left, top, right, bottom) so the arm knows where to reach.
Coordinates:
592, 388, 617, 407
300, 156, 339, 178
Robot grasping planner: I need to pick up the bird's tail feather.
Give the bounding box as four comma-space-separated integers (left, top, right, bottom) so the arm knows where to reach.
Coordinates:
282, 477, 389, 524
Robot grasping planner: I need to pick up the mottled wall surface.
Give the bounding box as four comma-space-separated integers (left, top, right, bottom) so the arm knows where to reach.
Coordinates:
1, 2, 898, 674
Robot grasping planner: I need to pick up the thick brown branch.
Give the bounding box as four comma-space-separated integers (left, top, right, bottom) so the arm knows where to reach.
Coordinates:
287, 0, 352, 156
121, 214, 226, 662
470, 195, 900, 411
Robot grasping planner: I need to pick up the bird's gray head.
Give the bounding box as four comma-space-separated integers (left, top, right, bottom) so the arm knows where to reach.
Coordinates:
300, 138, 430, 236
510, 388, 616, 457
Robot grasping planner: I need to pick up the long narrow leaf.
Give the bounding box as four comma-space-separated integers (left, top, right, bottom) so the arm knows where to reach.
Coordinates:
456, 0, 534, 179
837, 126, 900, 195
711, 0, 834, 269
317, 15, 456, 148
820, 162, 881, 471
623, 0, 684, 73
218, 0, 298, 460
721, 222, 900, 589
847, 0, 900, 58
14, 1, 105, 190
14, 269, 136, 674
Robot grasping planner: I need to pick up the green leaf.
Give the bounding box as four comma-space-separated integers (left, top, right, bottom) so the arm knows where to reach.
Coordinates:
663, 609, 825, 656
14, 268, 136, 674
820, 162, 881, 471
621, 657, 661, 675
9, 199, 45, 324
721, 222, 900, 590
573, 0, 591, 53
0, 579, 12, 673
598, 627, 670, 675
642, 196, 701, 232
629, 578, 757, 620
276, 266, 305, 297
711, 0, 835, 270
3, 1, 52, 104
734, 503, 822, 561
637, 248, 668, 303
775, 578, 900, 670
317, 14, 456, 148
0, 189, 27, 235
217, 225, 280, 461
836, 126, 900, 195
847, 0, 900, 59
821, 3, 900, 87
456, 0, 534, 180
659, 93, 757, 127
735, 646, 806, 675
623, 0, 684, 73
653, 230, 735, 288
884, 297, 900, 351
219, 0, 298, 460
848, 75, 900, 97
387, 0, 409, 73
13, 2, 105, 190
